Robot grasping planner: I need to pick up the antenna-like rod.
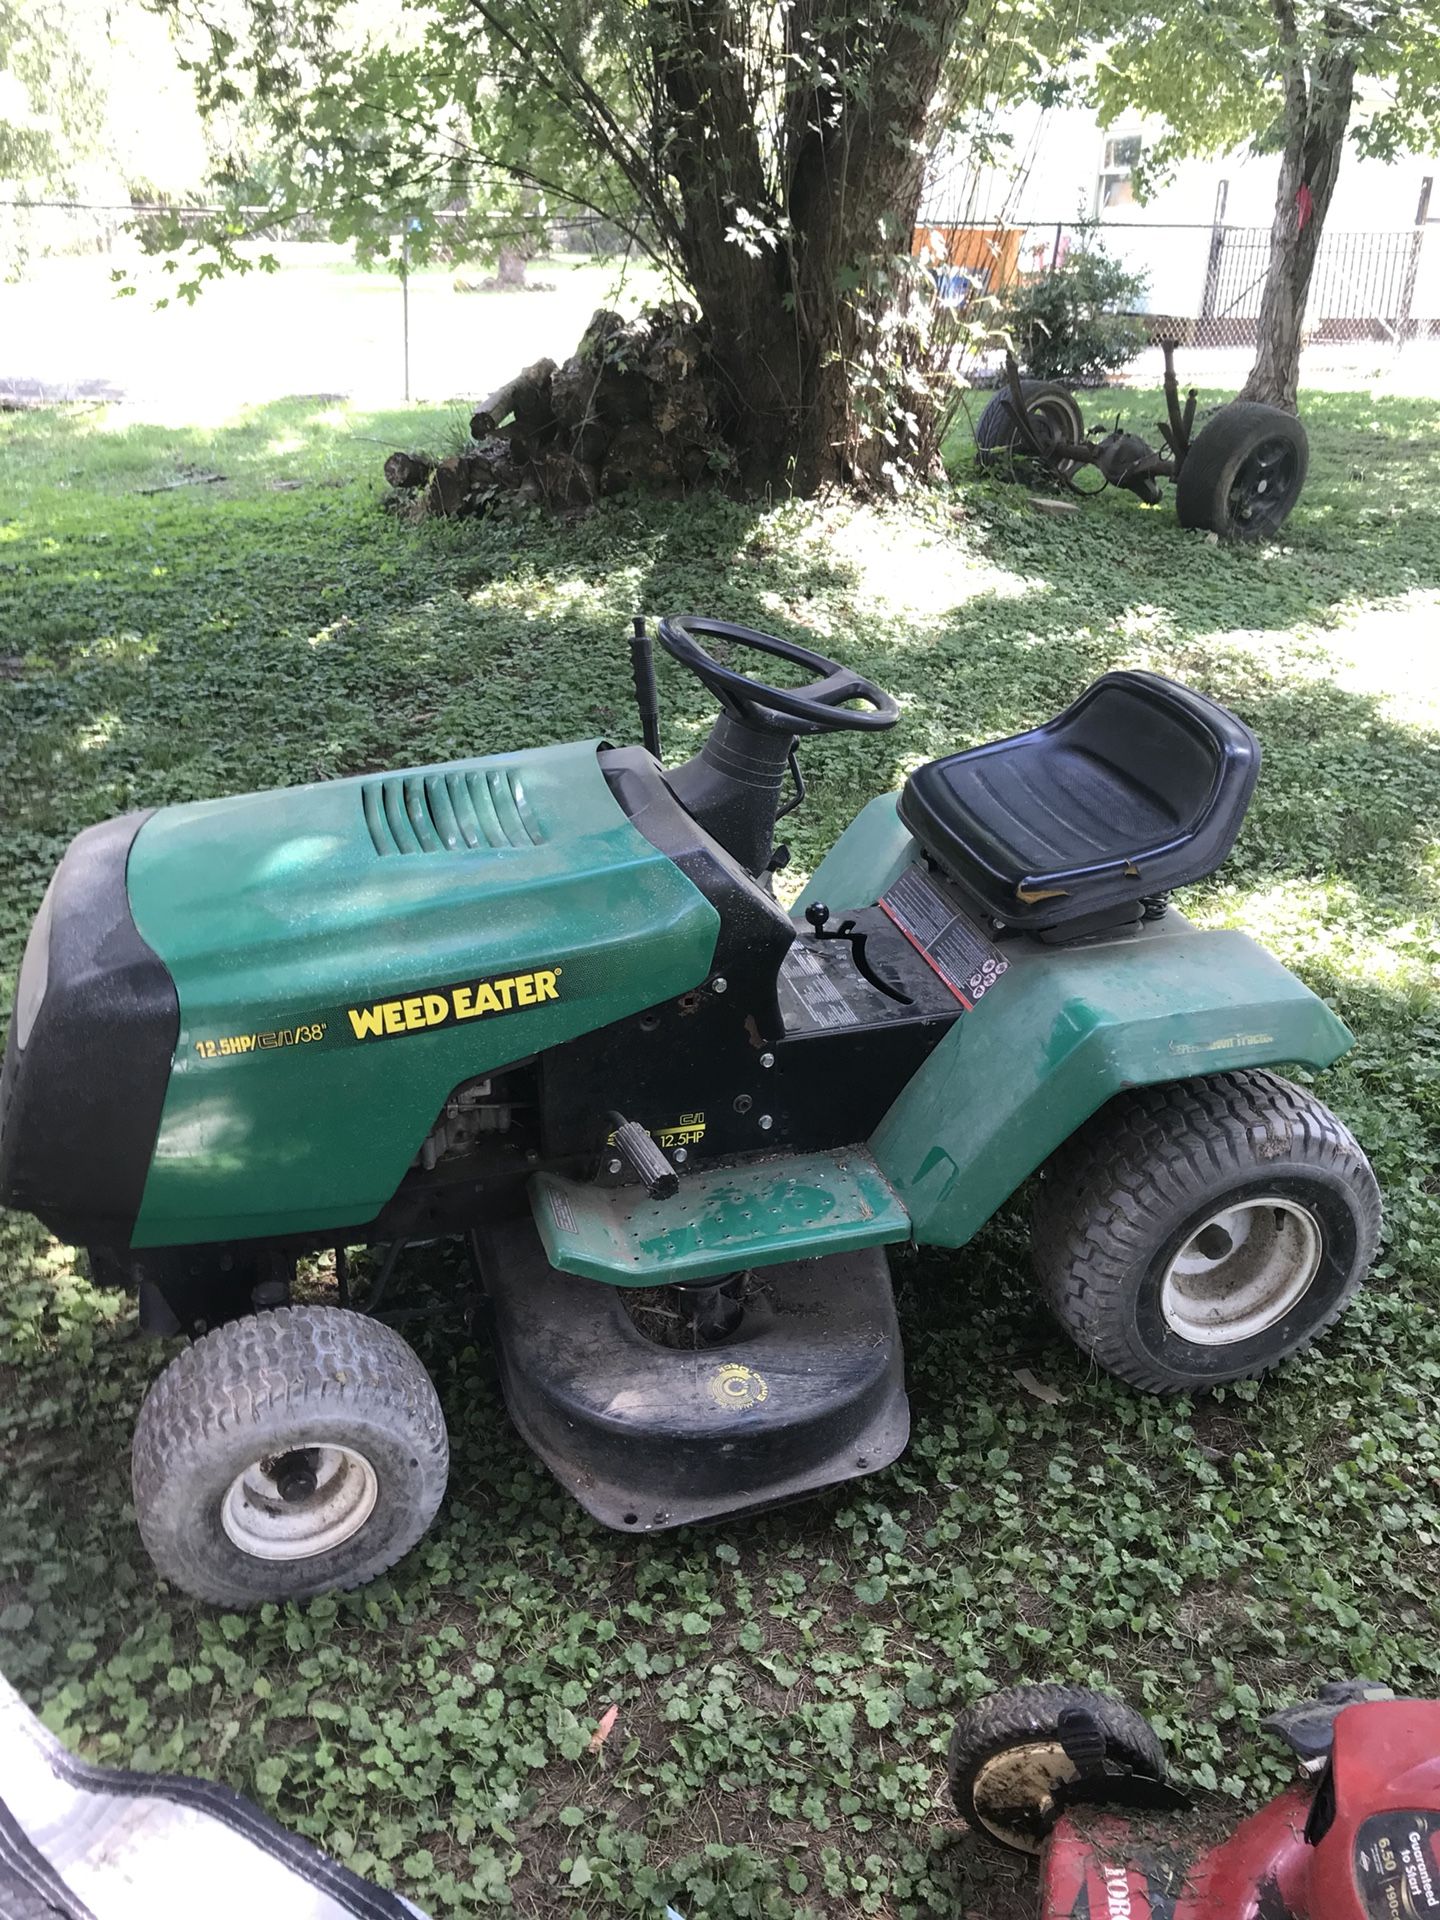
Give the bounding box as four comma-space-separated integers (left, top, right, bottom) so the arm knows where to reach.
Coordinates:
630, 615, 663, 762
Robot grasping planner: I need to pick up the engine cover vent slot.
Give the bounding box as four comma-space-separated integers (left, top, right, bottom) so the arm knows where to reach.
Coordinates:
362, 768, 544, 855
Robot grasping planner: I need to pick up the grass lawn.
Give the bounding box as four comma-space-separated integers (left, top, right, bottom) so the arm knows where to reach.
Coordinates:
1, 388, 1438, 1919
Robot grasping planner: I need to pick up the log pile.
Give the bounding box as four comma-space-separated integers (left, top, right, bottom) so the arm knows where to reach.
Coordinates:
384, 302, 730, 518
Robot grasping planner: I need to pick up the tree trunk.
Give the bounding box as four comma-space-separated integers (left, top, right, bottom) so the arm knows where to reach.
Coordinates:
495, 246, 529, 287
1240, 40, 1356, 411
652, 0, 963, 491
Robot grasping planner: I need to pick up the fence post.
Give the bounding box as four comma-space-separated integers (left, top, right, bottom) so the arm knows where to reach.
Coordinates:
1049, 221, 1063, 272
400, 230, 411, 402
1199, 178, 1229, 329
1397, 175, 1432, 347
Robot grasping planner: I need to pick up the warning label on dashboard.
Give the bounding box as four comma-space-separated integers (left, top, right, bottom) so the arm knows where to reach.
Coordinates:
777, 937, 870, 1031
879, 864, 1009, 1009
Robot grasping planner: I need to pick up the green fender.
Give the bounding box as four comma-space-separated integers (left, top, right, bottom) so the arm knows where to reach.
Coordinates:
801, 793, 1354, 1250
797, 793, 918, 914
871, 916, 1354, 1248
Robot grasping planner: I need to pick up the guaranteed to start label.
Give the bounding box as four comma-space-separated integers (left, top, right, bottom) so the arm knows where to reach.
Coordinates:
1355, 1810, 1440, 1919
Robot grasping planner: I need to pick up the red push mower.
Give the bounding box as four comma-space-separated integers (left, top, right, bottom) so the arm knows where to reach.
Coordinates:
949, 1679, 1439, 1918
973, 343, 1310, 542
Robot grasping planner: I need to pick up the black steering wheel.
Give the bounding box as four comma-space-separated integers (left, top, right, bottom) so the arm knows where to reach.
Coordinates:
657, 616, 899, 737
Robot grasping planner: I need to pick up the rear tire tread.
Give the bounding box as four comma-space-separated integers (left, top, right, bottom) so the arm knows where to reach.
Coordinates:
1031, 1070, 1380, 1394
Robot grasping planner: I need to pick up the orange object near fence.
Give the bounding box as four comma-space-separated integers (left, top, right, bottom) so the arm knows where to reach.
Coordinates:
912, 224, 1024, 293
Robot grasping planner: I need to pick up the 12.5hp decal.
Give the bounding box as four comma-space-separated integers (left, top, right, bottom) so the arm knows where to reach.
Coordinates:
188, 965, 563, 1062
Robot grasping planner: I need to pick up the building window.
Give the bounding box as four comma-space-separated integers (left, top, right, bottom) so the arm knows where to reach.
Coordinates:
1098, 134, 1142, 209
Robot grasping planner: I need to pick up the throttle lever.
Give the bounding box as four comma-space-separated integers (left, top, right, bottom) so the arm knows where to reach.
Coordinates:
805, 904, 912, 1005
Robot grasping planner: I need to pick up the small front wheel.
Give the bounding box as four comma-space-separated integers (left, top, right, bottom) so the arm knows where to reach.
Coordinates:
1032, 1070, 1381, 1395
132, 1306, 450, 1606
949, 1685, 1166, 1854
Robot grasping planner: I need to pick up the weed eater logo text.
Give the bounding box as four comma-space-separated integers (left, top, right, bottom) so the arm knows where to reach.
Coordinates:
346, 968, 561, 1041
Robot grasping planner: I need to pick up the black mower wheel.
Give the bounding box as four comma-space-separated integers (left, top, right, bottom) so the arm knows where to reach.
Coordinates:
1032, 1070, 1380, 1395
949, 1684, 1167, 1854
974, 381, 1085, 479
1175, 401, 1308, 541
132, 1306, 449, 1607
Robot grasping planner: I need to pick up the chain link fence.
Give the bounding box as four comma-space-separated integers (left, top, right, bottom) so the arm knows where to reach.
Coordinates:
920, 201, 1440, 389
5, 197, 1440, 409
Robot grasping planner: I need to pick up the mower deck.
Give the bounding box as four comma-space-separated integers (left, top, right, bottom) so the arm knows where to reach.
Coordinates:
529, 1146, 910, 1284
479, 1217, 909, 1531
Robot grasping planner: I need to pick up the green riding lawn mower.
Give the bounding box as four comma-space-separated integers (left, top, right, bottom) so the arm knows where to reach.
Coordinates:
0, 617, 1381, 1606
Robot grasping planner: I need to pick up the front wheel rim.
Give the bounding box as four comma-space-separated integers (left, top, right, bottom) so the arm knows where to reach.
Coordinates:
1160, 1197, 1323, 1345
221, 1444, 379, 1561
968, 1742, 1077, 1852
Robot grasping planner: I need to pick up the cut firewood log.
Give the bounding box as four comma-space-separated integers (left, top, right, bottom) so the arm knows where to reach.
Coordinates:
383, 451, 435, 490
651, 378, 709, 440
423, 441, 523, 518
551, 354, 601, 429
425, 455, 469, 518
555, 418, 610, 468
576, 308, 626, 362
470, 356, 557, 437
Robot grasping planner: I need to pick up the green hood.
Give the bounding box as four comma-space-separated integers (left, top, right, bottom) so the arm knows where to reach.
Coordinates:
126, 740, 718, 1245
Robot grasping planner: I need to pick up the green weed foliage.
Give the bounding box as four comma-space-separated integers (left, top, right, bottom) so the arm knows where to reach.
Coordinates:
1, 389, 1437, 1917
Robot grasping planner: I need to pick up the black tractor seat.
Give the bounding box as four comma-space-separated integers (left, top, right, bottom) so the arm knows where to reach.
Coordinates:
897, 670, 1259, 932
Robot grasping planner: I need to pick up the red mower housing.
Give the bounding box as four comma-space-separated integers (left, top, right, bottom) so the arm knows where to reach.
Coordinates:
949, 1686, 1440, 1920
1044, 1701, 1440, 1920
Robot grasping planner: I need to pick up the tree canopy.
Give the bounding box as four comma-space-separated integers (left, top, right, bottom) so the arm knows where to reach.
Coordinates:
1086, 0, 1440, 172
1073, 0, 1440, 406
0, 1, 102, 191
151, 0, 1047, 485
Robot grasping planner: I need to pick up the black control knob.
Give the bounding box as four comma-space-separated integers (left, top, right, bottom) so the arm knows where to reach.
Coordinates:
610, 1117, 680, 1200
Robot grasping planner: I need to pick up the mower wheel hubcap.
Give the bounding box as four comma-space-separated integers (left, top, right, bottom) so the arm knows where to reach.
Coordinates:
969, 1742, 1077, 1852
1161, 1197, 1322, 1345
221, 1444, 379, 1561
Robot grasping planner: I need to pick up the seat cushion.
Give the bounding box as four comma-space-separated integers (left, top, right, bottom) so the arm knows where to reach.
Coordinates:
897, 671, 1259, 929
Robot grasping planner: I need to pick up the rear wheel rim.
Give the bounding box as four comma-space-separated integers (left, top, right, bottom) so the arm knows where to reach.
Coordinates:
221, 1444, 379, 1560
969, 1742, 1077, 1852
1228, 437, 1300, 531
1161, 1197, 1323, 1345
1023, 396, 1082, 475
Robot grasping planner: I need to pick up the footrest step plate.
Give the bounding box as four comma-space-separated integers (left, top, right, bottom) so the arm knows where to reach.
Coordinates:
529, 1147, 910, 1285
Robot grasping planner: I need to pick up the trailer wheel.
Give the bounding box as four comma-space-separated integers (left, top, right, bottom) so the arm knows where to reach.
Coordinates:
949, 1684, 1166, 1854
132, 1306, 449, 1606
1031, 1070, 1380, 1396
974, 381, 1085, 479
1175, 401, 1308, 540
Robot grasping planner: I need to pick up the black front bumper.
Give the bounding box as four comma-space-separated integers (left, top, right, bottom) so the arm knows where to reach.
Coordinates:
0, 811, 177, 1247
